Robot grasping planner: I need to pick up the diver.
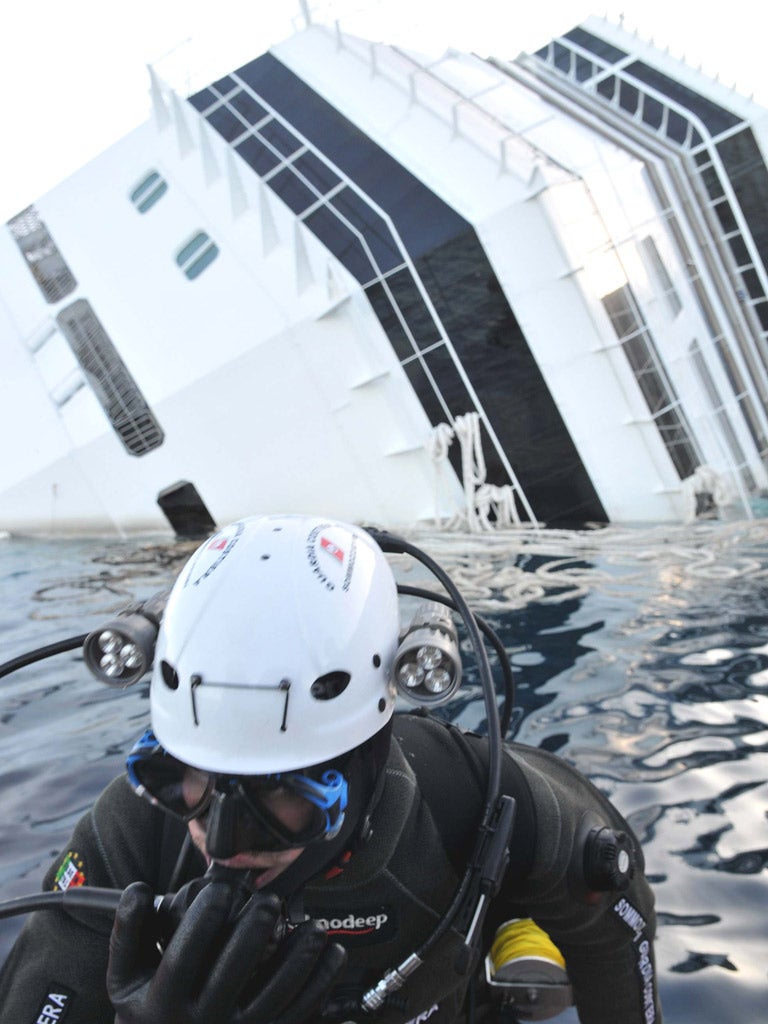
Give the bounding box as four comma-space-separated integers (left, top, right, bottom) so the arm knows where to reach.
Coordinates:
0, 514, 662, 1023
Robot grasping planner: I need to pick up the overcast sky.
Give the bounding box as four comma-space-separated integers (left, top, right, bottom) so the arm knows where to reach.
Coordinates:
2, 0, 766, 224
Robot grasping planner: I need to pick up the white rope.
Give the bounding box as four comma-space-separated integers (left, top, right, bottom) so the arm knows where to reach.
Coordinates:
400, 518, 768, 612
427, 414, 527, 532
681, 465, 734, 523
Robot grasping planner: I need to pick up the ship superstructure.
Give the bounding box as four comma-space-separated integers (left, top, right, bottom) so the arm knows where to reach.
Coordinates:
1, 15, 766, 534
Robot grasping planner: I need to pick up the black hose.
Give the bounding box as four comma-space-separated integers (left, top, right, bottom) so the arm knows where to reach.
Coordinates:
370, 532, 502, 962
0, 634, 87, 681
0, 887, 122, 921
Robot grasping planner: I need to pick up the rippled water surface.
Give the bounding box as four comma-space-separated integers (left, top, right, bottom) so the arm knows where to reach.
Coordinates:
1, 521, 767, 1022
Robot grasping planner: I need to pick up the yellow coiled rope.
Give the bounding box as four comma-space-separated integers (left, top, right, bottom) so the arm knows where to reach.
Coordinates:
490, 919, 566, 978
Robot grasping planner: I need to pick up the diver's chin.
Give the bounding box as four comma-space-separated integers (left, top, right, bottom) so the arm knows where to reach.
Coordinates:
209, 854, 299, 889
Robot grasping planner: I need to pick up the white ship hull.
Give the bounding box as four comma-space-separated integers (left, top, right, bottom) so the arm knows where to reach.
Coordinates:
2, 16, 767, 535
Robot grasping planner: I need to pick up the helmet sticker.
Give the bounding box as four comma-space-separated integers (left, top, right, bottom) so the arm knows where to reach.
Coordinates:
320, 536, 344, 563
183, 521, 245, 588
306, 524, 357, 592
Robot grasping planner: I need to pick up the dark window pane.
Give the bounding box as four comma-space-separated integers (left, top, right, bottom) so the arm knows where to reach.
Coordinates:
641, 94, 664, 130
574, 54, 594, 82
655, 410, 699, 478
597, 75, 617, 102
626, 61, 741, 136
56, 299, 164, 456
211, 75, 236, 95
260, 119, 301, 157
728, 235, 751, 268
382, 268, 441, 350
718, 129, 768, 280
551, 41, 573, 74
292, 151, 341, 194
8, 205, 77, 303
235, 135, 280, 176
268, 168, 315, 215
364, 281, 415, 360
330, 187, 401, 275
619, 80, 639, 115
421, 345, 474, 416
741, 268, 764, 301
666, 110, 695, 145
235, 53, 467, 258
713, 201, 738, 235
755, 301, 768, 331
402, 357, 450, 426
230, 90, 268, 125
188, 88, 217, 113
206, 105, 247, 143
304, 205, 375, 282
698, 163, 725, 200
563, 27, 627, 64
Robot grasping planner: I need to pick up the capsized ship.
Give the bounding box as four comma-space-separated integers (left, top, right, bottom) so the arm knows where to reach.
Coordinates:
2, 15, 768, 535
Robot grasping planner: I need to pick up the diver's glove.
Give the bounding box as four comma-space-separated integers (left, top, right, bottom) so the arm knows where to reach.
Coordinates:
107, 881, 347, 1024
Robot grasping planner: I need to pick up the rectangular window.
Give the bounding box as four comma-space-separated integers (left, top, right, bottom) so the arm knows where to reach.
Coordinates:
690, 340, 754, 490
56, 299, 164, 456
602, 285, 700, 479
176, 232, 219, 280
639, 236, 682, 317
7, 205, 77, 303
130, 171, 168, 213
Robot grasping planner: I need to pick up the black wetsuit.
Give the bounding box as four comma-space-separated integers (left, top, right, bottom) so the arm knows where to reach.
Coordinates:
0, 715, 662, 1023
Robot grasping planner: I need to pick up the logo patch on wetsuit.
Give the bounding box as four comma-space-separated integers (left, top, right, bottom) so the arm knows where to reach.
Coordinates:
310, 905, 397, 946
53, 851, 85, 892
31, 986, 74, 1024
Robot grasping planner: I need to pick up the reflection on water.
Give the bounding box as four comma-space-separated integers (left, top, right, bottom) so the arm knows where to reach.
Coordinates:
1, 522, 768, 1022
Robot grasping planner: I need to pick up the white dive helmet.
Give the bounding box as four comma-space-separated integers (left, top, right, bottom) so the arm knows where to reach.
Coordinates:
150, 514, 399, 774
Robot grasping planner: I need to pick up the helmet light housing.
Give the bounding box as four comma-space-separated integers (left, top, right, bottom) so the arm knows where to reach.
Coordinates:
394, 601, 461, 706
83, 613, 159, 687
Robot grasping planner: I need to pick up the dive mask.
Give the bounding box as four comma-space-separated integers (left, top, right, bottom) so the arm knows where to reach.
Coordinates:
127, 729, 348, 854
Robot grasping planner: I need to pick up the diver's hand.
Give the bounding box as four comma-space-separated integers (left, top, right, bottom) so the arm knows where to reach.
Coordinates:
107, 881, 347, 1024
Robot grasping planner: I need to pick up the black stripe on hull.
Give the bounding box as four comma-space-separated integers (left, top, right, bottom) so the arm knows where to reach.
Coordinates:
192, 54, 607, 526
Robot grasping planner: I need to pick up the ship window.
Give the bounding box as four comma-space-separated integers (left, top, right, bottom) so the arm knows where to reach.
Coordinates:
260, 120, 302, 158
562, 27, 628, 65
304, 205, 375, 283
56, 299, 164, 456
130, 171, 168, 213
7, 205, 77, 303
330, 188, 402, 276
292, 151, 342, 195
625, 61, 741, 137
690, 340, 754, 489
206, 105, 248, 143
269, 167, 316, 215
230, 90, 268, 126
236, 135, 281, 176
176, 232, 219, 280
602, 285, 700, 479
639, 236, 682, 317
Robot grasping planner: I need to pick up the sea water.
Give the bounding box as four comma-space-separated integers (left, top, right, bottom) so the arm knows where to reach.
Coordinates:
1, 521, 767, 1022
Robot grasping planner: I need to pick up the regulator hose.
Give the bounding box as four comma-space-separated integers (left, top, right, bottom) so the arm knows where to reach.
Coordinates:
0, 634, 87, 680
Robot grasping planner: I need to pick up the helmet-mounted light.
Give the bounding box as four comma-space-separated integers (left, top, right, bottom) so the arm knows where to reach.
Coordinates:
394, 601, 461, 707
83, 591, 168, 687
